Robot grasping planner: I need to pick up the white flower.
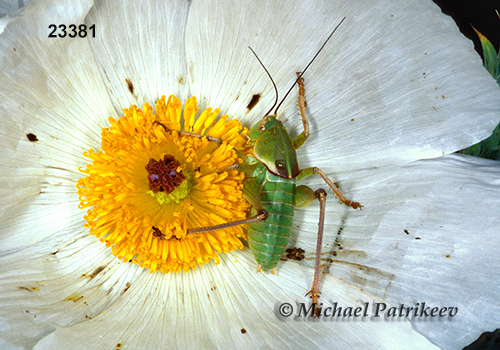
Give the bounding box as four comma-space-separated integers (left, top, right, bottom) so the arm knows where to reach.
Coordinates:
1, 0, 500, 349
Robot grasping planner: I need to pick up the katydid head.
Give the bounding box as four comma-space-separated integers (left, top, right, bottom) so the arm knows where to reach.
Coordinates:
249, 115, 299, 179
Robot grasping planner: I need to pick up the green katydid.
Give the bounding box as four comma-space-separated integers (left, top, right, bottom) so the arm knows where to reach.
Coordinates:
158, 17, 361, 314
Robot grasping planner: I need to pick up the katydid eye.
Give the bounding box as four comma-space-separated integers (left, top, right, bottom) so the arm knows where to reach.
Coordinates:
274, 160, 289, 178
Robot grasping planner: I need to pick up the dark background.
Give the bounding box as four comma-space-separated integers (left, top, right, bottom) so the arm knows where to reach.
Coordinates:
433, 0, 500, 58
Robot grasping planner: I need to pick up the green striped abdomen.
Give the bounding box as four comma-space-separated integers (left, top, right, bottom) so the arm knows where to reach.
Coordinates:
248, 173, 296, 271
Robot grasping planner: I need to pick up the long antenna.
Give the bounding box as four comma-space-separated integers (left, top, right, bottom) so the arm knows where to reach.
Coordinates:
248, 46, 279, 116
274, 17, 346, 115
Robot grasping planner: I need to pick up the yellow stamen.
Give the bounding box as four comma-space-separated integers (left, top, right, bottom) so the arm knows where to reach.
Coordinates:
77, 95, 251, 273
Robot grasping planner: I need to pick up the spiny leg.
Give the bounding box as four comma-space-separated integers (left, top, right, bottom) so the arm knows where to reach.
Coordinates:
297, 167, 362, 209
187, 209, 268, 234
292, 72, 310, 150
295, 186, 327, 317
154, 120, 223, 145
305, 189, 327, 317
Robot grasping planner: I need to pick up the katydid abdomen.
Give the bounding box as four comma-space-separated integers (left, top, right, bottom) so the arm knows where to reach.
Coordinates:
248, 172, 296, 272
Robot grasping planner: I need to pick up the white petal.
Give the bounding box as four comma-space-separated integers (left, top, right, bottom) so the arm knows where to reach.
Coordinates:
0, 0, 117, 250
186, 0, 500, 170
0, 227, 144, 349
0, 338, 24, 350
31, 250, 438, 350
288, 154, 500, 349
84, 0, 191, 112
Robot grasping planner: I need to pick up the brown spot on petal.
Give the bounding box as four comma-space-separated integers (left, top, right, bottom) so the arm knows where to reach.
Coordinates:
19, 286, 39, 292
26, 133, 38, 142
82, 265, 106, 279
126, 79, 134, 94
125, 78, 138, 100
122, 282, 131, 295
65, 293, 84, 302
246, 94, 261, 111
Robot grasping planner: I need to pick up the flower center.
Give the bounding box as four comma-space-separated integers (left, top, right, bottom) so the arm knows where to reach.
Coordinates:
146, 155, 191, 205
77, 95, 251, 273
146, 155, 185, 194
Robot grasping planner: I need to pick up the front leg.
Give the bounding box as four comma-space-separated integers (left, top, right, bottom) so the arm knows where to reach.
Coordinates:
154, 121, 224, 145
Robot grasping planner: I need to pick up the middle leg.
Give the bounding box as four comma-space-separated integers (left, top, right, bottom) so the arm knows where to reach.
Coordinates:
297, 167, 362, 209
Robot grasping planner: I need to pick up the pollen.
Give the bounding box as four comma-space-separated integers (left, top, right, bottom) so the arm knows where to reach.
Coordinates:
77, 95, 251, 273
